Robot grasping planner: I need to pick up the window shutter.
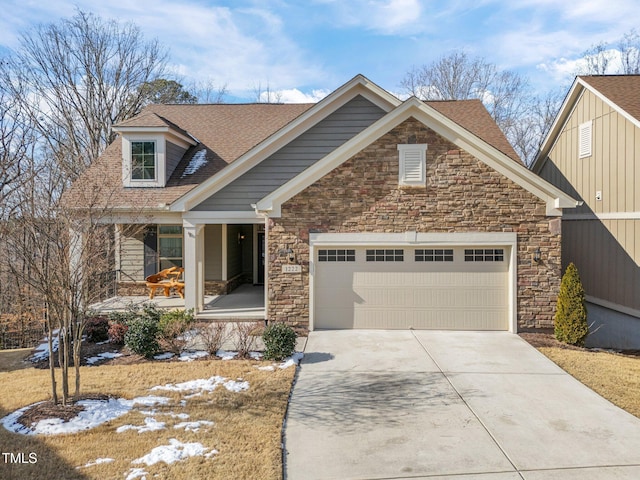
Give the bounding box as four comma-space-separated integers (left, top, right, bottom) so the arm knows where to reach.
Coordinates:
579, 121, 592, 158
397, 144, 427, 186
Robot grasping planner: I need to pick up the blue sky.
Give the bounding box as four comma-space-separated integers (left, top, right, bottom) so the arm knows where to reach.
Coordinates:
0, 0, 637, 102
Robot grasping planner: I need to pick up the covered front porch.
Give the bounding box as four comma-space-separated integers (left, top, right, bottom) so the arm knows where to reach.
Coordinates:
90, 284, 265, 320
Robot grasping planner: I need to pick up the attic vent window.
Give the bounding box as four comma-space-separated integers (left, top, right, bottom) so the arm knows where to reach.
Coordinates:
579, 121, 592, 158
397, 144, 427, 186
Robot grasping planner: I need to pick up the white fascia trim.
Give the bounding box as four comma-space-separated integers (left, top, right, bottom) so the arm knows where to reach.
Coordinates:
563, 211, 640, 220
309, 231, 517, 246
114, 125, 197, 147
258, 98, 577, 217
171, 75, 400, 212
182, 210, 265, 224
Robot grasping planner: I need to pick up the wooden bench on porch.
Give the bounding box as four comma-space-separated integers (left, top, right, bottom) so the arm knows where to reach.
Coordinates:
145, 267, 185, 299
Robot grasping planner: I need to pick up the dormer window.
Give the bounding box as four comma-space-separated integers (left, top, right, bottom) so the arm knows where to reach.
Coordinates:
131, 141, 157, 181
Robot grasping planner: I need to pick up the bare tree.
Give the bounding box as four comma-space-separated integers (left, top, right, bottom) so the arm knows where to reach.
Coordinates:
1, 10, 167, 182
191, 78, 228, 104
576, 29, 640, 75
253, 81, 283, 103
400, 51, 532, 162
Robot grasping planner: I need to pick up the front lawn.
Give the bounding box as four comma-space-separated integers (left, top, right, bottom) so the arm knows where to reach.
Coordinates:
0, 358, 295, 479
521, 333, 640, 419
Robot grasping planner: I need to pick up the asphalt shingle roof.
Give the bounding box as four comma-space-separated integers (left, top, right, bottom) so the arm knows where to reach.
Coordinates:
64, 97, 521, 211
579, 75, 640, 122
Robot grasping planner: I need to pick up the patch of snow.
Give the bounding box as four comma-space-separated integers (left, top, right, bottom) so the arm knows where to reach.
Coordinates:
178, 350, 209, 362
86, 351, 123, 365
279, 352, 304, 369
132, 438, 217, 466
257, 365, 275, 371
224, 379, 249, 393
151, 375, 249, 396
127, 395, 171, 407
181, 150, 208, 177
80, 457, 114, 468
125, 467, 148, 480
153, 352, 174, 360
170, 412, 190, 420
117, 417, 166, 434
174, 420, 214, 432
216, 349, 238, 360
250, 351, 263, 360
29, 330, 60, 362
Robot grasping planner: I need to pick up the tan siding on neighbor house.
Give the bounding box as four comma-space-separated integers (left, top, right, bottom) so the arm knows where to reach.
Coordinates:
545, 89, 640, 214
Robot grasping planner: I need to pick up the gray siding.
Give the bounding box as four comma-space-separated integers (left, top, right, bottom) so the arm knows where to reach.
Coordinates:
563, 218, 640, 311
166, 141, 187, 180
205, 224, 222, 280
119, 225, 145, 281
193, 95, 386, 211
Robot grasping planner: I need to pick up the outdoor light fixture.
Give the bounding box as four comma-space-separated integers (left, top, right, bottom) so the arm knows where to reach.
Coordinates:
533, 247, 542, 264
237, 232, 245, 244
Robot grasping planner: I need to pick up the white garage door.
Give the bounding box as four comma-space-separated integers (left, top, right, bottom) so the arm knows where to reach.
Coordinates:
313, 246, 509, 330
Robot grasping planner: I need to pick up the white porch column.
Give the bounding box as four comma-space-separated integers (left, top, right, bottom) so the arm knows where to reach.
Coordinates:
183, 221, 205, 312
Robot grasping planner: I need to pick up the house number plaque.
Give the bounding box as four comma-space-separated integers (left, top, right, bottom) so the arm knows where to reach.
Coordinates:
282, 264, 302, 273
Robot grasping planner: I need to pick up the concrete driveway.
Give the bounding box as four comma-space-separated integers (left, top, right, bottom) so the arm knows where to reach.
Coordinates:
284, 330, 640, 480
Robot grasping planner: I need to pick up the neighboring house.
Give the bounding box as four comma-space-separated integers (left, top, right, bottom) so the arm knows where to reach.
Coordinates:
531, 75, 640, 349
65, 75, 578, 332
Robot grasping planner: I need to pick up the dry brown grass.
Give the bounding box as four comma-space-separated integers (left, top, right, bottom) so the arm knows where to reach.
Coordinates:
537, 347, 640, 419
0, 359, 295, 480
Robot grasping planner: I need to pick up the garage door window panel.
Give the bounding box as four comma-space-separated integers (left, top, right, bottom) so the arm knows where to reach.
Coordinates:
318, 249, 355, 262
464, 249, 504, 262
415, 249, 454, 262
366, 249, 404, 261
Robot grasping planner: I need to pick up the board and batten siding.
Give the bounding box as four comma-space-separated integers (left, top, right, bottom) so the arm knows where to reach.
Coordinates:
539, 87, 640, 314
192, 95, 386, 211
541, 88, 640, 214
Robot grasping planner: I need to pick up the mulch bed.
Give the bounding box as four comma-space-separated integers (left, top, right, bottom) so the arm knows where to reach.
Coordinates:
520, 332, 640, 357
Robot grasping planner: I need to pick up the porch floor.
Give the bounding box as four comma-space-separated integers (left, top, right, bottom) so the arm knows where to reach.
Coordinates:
90, 284, 265, 320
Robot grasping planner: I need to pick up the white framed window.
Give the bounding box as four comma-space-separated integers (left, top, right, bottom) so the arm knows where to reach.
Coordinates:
579, 121, 592, 158
131, 141, 157, 181
157, 225, 183, 271
397, 144, 427, 186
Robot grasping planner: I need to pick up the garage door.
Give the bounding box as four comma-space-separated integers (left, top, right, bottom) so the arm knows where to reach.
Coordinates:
313, 246, 509, 330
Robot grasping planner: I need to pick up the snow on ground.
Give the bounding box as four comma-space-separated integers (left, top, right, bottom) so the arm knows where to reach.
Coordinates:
86, 351, 123, 365
29, 330, 59, 362
1, 396, 170, 436
153, 352, 174, 360
178, 350, 209, 362
117, 417, 166, 434
79, 458, 114, 468
255, 352, 304, 371
151, 376, 249, 395
215, 349, 238, 360
125, 467, 148, 480
132, 438, 218, 466
174, 420, 214, 432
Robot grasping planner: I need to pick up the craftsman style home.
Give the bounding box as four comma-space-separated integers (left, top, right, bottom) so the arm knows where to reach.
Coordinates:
532, 75, 640, 348
66, 75, 578, 332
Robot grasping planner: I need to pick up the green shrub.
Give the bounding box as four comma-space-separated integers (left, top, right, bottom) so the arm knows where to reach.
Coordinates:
158, 309, 195, 355
124, 309, 160, 359
554, 262, 589, 346
262, 322, 297, 361
84, 316, 109, 343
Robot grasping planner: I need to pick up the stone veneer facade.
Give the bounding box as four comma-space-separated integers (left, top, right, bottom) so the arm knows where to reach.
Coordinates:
267, 118, 562, 331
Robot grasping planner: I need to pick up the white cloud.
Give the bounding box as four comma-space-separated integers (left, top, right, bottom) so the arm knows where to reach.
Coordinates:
260, 88, 331, 103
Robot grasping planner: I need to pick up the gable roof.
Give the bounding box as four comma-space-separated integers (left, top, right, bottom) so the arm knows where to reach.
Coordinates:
255, 97, 577, 217
531, 75, 640, 172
